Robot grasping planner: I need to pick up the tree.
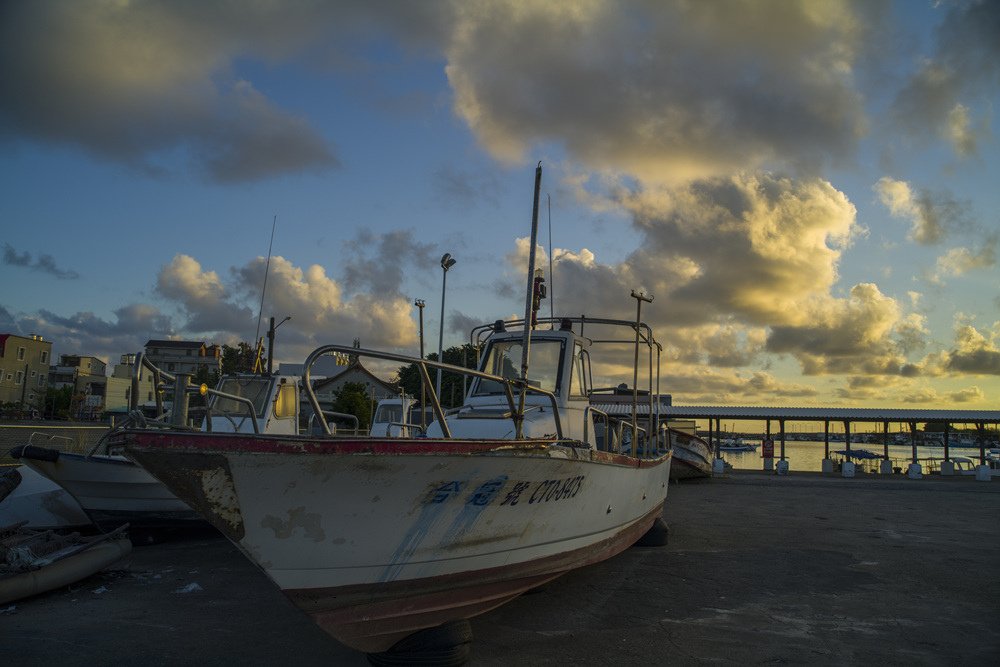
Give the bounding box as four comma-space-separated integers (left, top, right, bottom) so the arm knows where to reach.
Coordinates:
221, 342, 257, 375
44, 385, 74, 419
332, 381, 373, 430
395, 343, 481, 409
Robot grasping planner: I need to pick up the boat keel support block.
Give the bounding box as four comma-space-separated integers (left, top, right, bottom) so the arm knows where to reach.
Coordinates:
366, 619, 473, 667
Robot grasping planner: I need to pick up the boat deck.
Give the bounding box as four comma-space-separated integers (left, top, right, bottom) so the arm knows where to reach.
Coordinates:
3, 472, 998, 665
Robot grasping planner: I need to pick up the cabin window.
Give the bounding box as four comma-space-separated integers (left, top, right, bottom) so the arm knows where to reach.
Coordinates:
274, 384, 297, 419
474, 338, 564, 396
374, 403, 404, 423
213, 377, 274, 417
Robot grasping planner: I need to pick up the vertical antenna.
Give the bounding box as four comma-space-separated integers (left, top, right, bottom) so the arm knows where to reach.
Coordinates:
254, 215, 278, 344
547, 193, 554, 324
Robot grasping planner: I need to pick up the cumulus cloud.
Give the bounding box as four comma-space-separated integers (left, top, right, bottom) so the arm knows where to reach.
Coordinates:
874, 177, 970, 245
156, 255, 254, 333
446, 1, 872, 181
0, 2, 338, 182
944, 323, 1000, 375
950, 386, 984, 403
2, 243, 80, 280
930, 237, 998, 284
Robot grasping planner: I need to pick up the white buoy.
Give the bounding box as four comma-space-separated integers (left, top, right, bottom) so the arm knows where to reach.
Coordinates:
907, 463, 923, 479
841, 461, 856, 478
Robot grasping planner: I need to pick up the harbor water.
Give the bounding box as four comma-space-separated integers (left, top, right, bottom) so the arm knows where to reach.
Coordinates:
719, 439, 995, 473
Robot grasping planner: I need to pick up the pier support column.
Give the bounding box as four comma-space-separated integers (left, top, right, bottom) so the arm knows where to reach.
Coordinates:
763, 420, 773, 472
821, 420, 834, 473
907, 462, 923, 479
879, 459, 893, 475
975, 465, 992, 481
822, 458, 836, 474
841, 460, 856, 477
940, 460, 956, 476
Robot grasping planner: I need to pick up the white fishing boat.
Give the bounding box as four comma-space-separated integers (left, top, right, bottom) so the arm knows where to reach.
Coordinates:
668, 428, 713, 480
114, 165, 674, 662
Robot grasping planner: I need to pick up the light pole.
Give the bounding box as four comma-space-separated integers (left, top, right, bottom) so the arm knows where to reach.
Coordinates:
414, 299, 426, 429
267, 315, 291, 375
436, 253, 457, 400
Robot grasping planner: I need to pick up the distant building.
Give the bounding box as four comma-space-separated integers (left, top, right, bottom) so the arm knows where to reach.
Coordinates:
0, 333, 52, 408
311, 360, 400, 407
105, 353, 158, 413
144, 340, 222, 377
49, 354, 109, 419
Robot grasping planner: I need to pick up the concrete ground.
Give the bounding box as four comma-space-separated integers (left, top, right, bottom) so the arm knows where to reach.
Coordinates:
2, 472, 998, 666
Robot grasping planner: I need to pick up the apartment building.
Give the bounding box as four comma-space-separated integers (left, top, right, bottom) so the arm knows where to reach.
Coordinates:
144, 340, 222, 377
0, 333, 52, 407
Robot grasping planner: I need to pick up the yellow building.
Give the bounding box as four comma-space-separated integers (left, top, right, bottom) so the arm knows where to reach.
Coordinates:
0, 333, 52, 409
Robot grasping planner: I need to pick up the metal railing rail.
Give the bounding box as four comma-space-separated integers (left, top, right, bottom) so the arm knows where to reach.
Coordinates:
301, 344, 562, 440
128, 352, 260, 434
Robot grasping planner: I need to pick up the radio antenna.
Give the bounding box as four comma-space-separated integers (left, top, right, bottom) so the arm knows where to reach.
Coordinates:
254, 214, 278, 344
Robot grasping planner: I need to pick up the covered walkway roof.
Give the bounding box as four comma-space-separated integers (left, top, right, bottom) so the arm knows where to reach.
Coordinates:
592, 403, 1000, 425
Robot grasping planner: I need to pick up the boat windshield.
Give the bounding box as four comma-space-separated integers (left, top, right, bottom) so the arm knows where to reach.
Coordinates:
373, 403, 404, 423
474, 338, 564, 396
211, 377, 274, 417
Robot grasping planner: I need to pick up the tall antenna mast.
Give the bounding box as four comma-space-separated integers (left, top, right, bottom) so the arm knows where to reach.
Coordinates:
254, 214, 278, 344
547, 193, 554, 324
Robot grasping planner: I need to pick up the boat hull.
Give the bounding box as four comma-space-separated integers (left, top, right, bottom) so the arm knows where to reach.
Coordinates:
669, 431, 713, 480
121, 431, 671, 652
13, 449, 198, 530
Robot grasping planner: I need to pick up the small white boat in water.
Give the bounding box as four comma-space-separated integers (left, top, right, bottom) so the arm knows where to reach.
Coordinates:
718, 437, 756, 452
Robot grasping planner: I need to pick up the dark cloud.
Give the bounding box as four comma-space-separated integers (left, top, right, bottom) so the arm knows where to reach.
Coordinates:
0, 2, 338, 183
339, 229, 437, 296
890, 0, 1000, 154
447, 2, 877, 179
2, 243, 80, 279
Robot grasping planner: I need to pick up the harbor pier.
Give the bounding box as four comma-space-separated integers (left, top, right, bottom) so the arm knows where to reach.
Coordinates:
663, 406, 1000, 480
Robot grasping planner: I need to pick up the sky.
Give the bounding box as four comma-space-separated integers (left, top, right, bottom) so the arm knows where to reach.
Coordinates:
1, 0, 998, 409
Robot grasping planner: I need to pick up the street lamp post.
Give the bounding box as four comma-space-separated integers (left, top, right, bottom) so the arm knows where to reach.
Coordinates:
267, 315, 291, 375
414, 299, 426, 429
436, 253, 457, 400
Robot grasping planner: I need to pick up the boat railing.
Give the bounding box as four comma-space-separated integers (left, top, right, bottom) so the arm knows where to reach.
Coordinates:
307, 411, 360, 436
301, 343, 562, 439
584, 406, 614, 452
129, 352, 261, 434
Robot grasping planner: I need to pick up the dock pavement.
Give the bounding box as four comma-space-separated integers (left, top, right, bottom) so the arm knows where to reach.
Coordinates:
2, 472, 998, 666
